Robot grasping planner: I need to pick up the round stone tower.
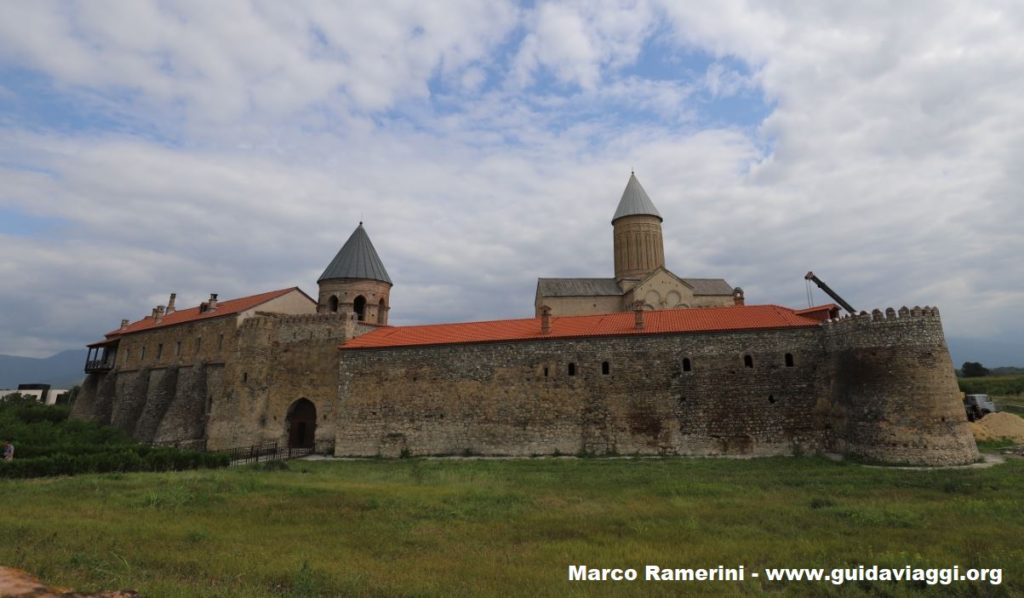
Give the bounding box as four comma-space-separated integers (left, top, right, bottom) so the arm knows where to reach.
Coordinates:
824, 307, 979, 466
612, 172, 665, 282
317, 222, 393, 325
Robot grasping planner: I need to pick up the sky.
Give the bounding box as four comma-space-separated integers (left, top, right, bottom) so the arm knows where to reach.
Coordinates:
0, 1, 1022, 360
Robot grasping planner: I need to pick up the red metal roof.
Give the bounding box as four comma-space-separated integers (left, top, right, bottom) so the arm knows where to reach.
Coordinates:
342, 304, 828, 350
104, 287, 305, 338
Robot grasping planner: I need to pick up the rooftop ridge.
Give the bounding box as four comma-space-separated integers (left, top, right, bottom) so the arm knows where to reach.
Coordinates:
341, 303, 829, 350
105, 287, 300, 337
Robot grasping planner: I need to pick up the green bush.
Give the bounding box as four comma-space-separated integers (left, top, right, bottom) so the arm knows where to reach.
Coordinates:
0, 401, 228, 478
0, 448, 227, 478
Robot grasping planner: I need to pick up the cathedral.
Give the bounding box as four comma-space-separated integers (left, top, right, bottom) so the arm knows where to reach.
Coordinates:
536, 172, 739, 317
73, 173, 979, 467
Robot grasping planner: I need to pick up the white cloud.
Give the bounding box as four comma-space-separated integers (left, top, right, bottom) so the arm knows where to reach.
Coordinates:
0, 0, 1022, 359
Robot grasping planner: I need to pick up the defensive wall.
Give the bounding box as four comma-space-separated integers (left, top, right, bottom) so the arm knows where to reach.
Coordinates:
74, 312, 377, 451
335, 306, 979, 466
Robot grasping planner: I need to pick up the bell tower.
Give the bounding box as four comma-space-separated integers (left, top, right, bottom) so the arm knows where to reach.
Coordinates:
317, 222, 393, 325
612, 172, 665, 282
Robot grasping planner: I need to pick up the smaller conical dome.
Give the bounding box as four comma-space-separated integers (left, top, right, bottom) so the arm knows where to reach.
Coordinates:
318, 223, 392, 284
612, 172, 662, 223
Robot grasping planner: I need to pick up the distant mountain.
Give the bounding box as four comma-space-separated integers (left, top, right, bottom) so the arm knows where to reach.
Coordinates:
947, 337, 1024, 370
0, 349, 87, 389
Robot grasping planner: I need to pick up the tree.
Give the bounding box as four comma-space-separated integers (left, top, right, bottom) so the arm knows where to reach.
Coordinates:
961, 361, 990, 378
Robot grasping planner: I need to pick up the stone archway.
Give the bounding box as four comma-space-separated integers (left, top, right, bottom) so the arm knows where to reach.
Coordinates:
286, 398, 317, 449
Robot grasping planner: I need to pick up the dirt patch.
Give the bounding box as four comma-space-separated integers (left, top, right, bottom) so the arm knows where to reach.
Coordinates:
0, 566, 137, 597
970, 412, 1024, 442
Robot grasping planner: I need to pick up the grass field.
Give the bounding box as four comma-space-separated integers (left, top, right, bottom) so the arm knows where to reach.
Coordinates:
1, 456, 1022, 597
958, 374, 1024, 398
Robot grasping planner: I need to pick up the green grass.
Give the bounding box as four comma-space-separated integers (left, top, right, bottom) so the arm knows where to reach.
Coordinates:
1, 457, 1022, 597
958, 374, 1024, 397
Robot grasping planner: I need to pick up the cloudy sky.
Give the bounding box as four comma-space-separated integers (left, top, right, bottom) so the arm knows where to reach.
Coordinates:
1, 1, 1022, 360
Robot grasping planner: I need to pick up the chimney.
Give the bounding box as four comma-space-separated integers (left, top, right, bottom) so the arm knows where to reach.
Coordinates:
540, 305, 552, 335
632, 301, 645, 330
166, 293, 177, 313
153, 305, 165, 323
733, 287, 745, 306
207, 293, 218, 310
120, 319, 129, 329
150, 308, 158, 319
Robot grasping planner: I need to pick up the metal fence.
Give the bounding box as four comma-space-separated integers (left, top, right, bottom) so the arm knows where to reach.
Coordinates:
218, 441, 313, 465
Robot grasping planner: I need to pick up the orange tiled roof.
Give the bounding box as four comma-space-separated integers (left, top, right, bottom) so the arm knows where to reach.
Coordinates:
342, 304, 828, 350
105, 288, 304, 338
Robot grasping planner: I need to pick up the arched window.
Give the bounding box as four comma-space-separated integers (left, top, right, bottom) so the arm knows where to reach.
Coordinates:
328, 295, 339, 313
353, 295, 366, 321
785, 353, 795, 367
377, 298, 387, 324
744, 354, 754, 368
682, 358, 692, 372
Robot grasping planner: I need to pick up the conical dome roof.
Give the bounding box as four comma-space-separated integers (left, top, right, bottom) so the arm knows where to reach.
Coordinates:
612, 172, 662, 223
318, 223, 392, 284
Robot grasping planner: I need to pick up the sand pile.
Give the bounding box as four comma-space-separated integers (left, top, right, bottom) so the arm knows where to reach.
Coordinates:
0, 566, 137, 597
969, 412, 1024, 442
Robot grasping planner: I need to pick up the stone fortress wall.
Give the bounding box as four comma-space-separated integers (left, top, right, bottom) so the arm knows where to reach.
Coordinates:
334, 306, 978, 466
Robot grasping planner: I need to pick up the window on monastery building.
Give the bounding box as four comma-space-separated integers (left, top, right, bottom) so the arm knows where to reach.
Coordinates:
175, 341, 181, 356
682, 358, 692, 372
543, 366, 549, 377
568, 363, 576, 376
140, 346, 146, 360
377, 298, 386, 324
124, 348, 130, 365
744, 354, 753, 368
354, 295, 367, 321
243, 372, 248, 383
218, 334, 224, 350
156, 344, 163, 360
785, 353, 795, 367
328, 295, 339, 312
196, 337, 202, 354
602, 361, 610, 375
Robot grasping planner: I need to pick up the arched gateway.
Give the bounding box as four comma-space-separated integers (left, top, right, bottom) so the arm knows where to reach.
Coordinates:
286, 398, 317, 449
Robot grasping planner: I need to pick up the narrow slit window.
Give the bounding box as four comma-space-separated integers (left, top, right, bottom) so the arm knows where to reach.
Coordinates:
175, 341, 181, 356
218, 334, 224, 350
602, 361, 610, 375
744, 354, 753, 368
243, 372, 248, 383
543, 366, 549, 377
156, 344, 163, 360
196, 337, 202, 354
682, 358, 692, 372
568, 363, 576, 376
785, 353, 794, 367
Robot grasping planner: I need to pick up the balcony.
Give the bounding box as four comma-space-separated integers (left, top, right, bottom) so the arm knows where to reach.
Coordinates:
85, 359, 115, 373
84, 341, 118, 374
